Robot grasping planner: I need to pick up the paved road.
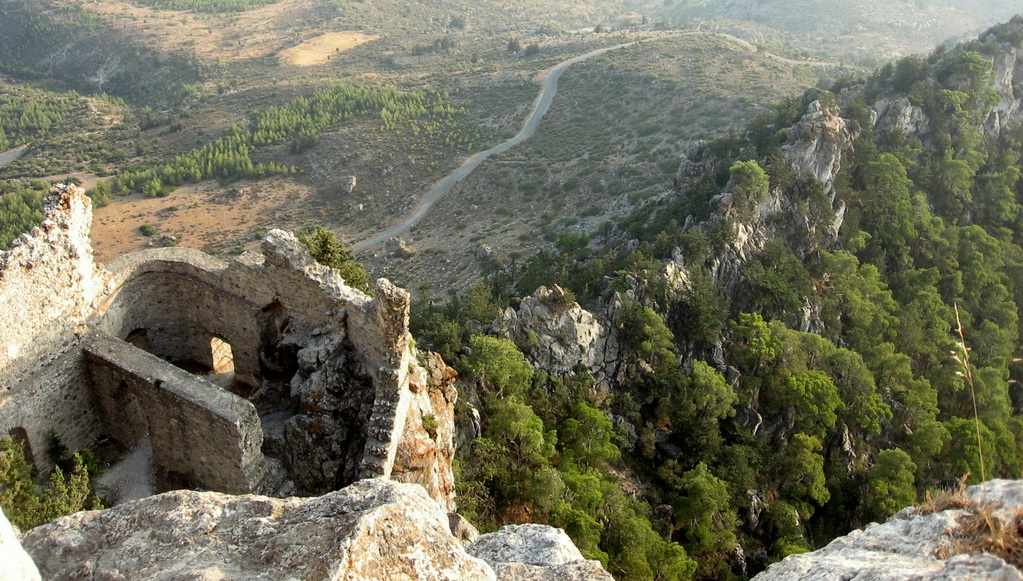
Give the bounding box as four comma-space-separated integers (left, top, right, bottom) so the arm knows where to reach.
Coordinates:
0, 145, 28, 169
352, 42, 637, 252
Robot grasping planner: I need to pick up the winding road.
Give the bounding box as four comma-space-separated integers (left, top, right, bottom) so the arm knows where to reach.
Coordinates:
352, 42, 637, 252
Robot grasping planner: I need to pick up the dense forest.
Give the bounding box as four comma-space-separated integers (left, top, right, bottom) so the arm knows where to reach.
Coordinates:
0, 86, 77, 150
412, 15, 1023, 581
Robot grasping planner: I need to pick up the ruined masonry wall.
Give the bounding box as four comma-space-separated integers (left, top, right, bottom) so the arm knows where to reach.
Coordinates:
0, 186, 106, 468
85, 333, 265, 494
0, 185, 453, 507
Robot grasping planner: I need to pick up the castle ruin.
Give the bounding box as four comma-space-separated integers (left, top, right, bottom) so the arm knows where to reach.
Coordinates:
0, 185, 456, 508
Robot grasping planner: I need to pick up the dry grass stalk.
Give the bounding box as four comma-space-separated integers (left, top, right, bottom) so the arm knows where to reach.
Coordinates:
952, 302, 987, 482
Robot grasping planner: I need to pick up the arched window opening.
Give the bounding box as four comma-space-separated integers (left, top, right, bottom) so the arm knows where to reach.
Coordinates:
8, 427, 34, 473
125, 329, 151, 351
211, 337, 235, 375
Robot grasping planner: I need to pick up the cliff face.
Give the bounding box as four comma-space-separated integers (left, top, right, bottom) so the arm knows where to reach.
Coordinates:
753, 480, 1023, 580
15, 478, 611, 581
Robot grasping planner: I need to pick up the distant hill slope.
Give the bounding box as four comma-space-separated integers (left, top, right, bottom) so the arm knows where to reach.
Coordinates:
655, 0, 1021, 61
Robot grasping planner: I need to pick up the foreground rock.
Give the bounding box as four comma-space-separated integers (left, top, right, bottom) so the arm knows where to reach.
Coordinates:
468, 524, 614, 581
752, 480, 1023, 580
20, 479, 612, 581
24, 479, 490, 580
1, 509, 40, 581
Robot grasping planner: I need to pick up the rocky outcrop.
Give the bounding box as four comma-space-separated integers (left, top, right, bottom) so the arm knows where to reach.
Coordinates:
982, 20, 1023, 136
391, 352, 459, 511
1, 509, 40, 581
783, 100, 858, 194
16, 478, 613, 581
468, 524, 615, 581
753, 480, 1023, 580
494, 285, 620, 384
875, 96, 931, 138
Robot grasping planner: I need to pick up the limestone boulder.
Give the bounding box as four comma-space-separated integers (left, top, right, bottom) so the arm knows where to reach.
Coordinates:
468, 524, 614, 580
22, 479, 495, 581
752, 479, 1023, 580
1, 508, 40, 581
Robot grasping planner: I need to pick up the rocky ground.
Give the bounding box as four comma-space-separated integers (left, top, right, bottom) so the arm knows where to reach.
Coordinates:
8, 478, 612, 581
753, 480, 1023, 580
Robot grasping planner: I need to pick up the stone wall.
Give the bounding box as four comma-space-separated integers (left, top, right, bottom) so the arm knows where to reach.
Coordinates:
0, 185, 457, 509
0, 185, 106, 469
85, 332, 266, 494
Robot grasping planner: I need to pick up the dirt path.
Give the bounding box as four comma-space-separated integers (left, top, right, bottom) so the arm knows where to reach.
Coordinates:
0, 145, 28, 169
350, 32, 846, 252
352, 41, 638, 252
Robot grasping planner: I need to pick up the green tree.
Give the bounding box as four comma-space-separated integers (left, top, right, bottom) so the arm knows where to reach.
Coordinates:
779, 433, 830, 518
0, 437, 100, 530
297, 226, 372, 293
864, 449, 917, 521
465, 335, 533, 397
775, 371, 842, 439
729, 160, 770, 216
665, 462, 738, 576
560, 402, 620, 469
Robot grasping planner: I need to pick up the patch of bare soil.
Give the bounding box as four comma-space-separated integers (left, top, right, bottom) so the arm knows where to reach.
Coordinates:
73, 0, 335, 62
91, 177, 315, 262
278, 32, 380, 66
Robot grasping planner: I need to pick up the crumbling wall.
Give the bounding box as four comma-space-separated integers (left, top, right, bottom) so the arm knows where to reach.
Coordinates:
96, 249, 270, 383
0, 185, 457, 508
85, 332, 266, 494
0, 185, 106, 469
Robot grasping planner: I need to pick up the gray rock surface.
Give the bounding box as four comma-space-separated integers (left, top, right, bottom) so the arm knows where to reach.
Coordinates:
469, 524, 585, 567
468, 523, 613, 580
782, 100, 858, 194
17, 477, 615, 581
494, 285, 620, 383
0, 508, 40, 581
753, 480, 1023, 580
23, 478, 495, 581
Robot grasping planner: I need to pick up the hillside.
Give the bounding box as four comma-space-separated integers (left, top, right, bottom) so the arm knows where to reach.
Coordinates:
408, 14, 1023, 580
656, 0, 1022, 64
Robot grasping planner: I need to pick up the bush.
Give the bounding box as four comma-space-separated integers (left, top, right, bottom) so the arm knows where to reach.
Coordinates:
0, 437, 102, 531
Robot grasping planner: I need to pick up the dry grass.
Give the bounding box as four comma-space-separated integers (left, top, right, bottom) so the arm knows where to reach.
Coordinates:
278, 32, 379, 66
937, 503, 1023, 569
91, 177, 315, 261
918, 475, 972, 516
918, 474, 1023, 569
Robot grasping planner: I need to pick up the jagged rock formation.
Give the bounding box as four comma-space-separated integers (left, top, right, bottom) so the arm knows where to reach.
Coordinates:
16, 478, 611, 581
0, 185, 454, 508
875, 96, 931, 138
494, 285, 620, 385
753, 480, 1023, 580
985, 25, 1023, 135
22, 479, 491, 580
782, 99, 859, 194
1, 509, 40, 581
391, 352, 459, 511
